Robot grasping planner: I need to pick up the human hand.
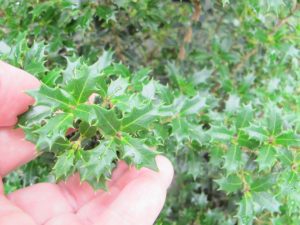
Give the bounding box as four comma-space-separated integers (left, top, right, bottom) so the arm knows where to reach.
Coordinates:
0, 61, 174, 225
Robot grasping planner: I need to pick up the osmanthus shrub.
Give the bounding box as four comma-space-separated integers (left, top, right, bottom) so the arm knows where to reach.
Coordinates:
1, 0, 300, 224
18, 52, 165, 189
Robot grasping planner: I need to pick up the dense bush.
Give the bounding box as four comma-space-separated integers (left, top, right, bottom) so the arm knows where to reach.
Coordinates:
1, 0, 300, 224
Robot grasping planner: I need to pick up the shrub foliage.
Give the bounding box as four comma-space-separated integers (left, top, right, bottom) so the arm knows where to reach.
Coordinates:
0, 0, 300, 224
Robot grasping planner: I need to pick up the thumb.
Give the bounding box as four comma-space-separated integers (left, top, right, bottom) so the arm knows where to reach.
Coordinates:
0, 177, 3, 195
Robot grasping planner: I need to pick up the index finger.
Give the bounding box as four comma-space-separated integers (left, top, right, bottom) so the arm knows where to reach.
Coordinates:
0, 60, 40, 127
0, 61, 40, 176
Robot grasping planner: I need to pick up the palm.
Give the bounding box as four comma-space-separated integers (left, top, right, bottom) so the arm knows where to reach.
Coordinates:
0, 61, 173, 225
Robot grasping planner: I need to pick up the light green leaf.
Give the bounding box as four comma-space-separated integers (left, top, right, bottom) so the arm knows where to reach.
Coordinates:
107, 77, 128, 98
250, 175, 275, 192
29, 84, 76, 111
210, 126, 234, 141
223, 145, 242, 173
142, 80, 156, 99
216, 174, 242, 193
256, 145, 276, 171
77, 141, 117, 190
237, 194, 254, 225
35, 113, 74, 150
65, 66, 101, 104
225, 94, 240, 113
53, 150, 75, 180
236, 104, 253, 129
266, 106, 282, 135
94, 105, 121, 136
244, 125, 268, 143
120, 134, 158, 170
121, 104, 157, 133
253, 192, 280, 213
89, 50, 113, 75
275, 131, 300, 146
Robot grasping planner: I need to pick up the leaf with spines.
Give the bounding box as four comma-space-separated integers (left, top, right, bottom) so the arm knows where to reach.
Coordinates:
256, 145, 276, 171
215, 174, 242, 193
223, 145, 242, 173
53, 150, 75, 180
120, 134, 158, 170
34, 113, 74, 150
65, 65, 102, 104
275, 131, 300, 147
237, 194, 254, 225
121, 104, 158, 133
94, 105, 121, 136
266, 106, 283, 135
252, 192, 280, 213
244, 125, 269, 143
235, 104, 253, 129
77, 141, 117, 190
250, 175, 275, 192
29, 84, 76, 112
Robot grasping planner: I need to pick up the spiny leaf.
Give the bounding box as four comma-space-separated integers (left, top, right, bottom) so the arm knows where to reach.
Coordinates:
53, 150, 75, 180
256, 145, 276, 171
94, 105, 121, 136
210, 126, 234, 141
107, 77, 128, 98
120, 134, 158, 170
252, 192, 280, 213
237, 193, 254, 225
65, 65, 102, 104
77, 141, 117, 189
29, 84, 76, 111
235, 104, 253, 129
121, 104, 157, 133
244, 125, 269, 143
34, 113, 74, 150
215, 174, 242, 193
223, 145, 242, 173
266, 106, 283, 135
275, 131, 300, 146
250, 175, 275, 192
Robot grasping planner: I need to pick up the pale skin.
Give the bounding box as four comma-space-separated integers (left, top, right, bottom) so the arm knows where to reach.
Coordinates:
0, 61, 174, 225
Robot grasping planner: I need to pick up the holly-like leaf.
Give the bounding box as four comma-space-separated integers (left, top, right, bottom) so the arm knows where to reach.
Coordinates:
159, 94, 205, 117
266, 106, 282, 135
63, 57, 83, 83
236, 104, 253, 129
53, 150, 75, 180
225, 94, 240, 113
180, 94, 206, 116
65, 66, 102, 104
107, 77, 128, 98
210, 126, 234, 141
223, 145, 242, 173
250, 175, 275, 192
120, 134, 158, 170
18, 105, 51, 126
89, 50, 113, 75
252, 192, 280, 213
244, 125, 269, 143
277, 148, 293, 166
275, 131, 300, 147
237, 194, 254, 225
29, 84, 76, 111
34, 113, 74, 150
171, 117, 190, 142
216, 174, 242, 193
94, 105, 121, 136
77, 141, 117, 189
142, 80, 156, 99
121, 104, 157, 133
256, 145, 277, 171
